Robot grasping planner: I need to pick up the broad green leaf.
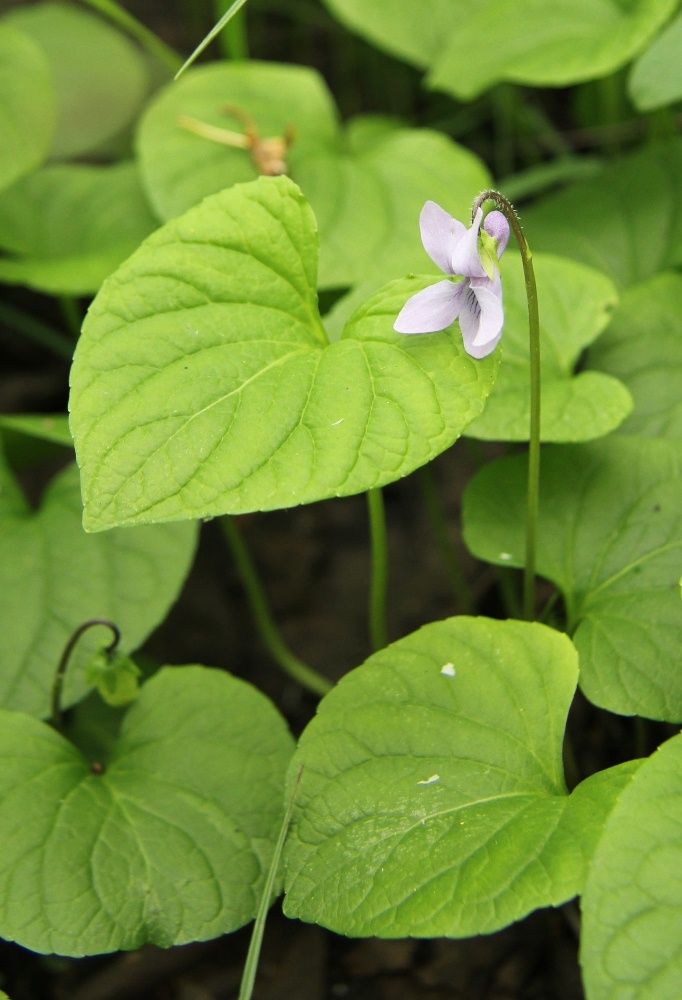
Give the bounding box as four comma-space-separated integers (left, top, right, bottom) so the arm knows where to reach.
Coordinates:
0, 25, 55, 193
588, 273, 682, 441
629, 12, 682, 109
136, 63, 490, 290
0, 163, 157, 295
322, 0, 676, 99
2, 0, 148, 159
0, 413, 72, 448
581, 732, 682, 1000
465, 253, 630, 441
462, 439, 682, 720
0, 458, 197, 716
525, 140, 682, 290
0, 666, 294, 956
70, 176, 498, 532
283, 616, 635, 937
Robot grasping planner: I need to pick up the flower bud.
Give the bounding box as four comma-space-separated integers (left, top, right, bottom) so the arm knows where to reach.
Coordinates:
483, 210, 510, 258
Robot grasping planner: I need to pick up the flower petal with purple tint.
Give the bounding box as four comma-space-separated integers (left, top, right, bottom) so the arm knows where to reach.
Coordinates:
419, 201, 465, 274
393, 279, 466, 334
458, 274, 504, 355
450, 207, 487, 279
483, 211, 510, 257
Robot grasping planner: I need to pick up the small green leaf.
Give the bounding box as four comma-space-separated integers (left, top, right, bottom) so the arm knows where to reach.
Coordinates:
0, 666, 294, 956
525, 139, 682, 290
0, 25, 55, 193
136, 63, 490, 291
0, 163, 157, 295
283, 617, 635, 937
0, 458, 197, 716
3, 0, 148, 159
588, 273, 682, 441
322, 0, 676, 99
0, 413, 72, 448
465, 253, 631, 442
462, 438, 682, 720
629, 12, 682, 110
86, 650, 141, 707
581, 732, 682, 1000
70, 176, 498, 531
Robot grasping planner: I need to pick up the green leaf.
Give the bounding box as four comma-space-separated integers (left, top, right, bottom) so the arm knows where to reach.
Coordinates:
86, 650, 141, 707
283, 616, 635, 937
629, 12, 682, 110
588, 273, 682, 441
2, 0, 148, 159
0, 666, 294, 956
0, 458, 197, 716
0, 25, 55, 193
581, 732, 682, 1000
525, 139, 682, 290
465, 253, 631, 442
0, 413, 72, 448
322, 0, 676, 99
0, 163, 157, 295
462, 438, 682, 720
135, 63, 490, 290
70, 176, 498, 531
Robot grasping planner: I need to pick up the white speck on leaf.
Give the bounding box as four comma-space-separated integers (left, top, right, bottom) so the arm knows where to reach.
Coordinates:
441, 662, 456, 677
330, 418, 344, 426
499, 552, 513, 561
417, 774, 440, 785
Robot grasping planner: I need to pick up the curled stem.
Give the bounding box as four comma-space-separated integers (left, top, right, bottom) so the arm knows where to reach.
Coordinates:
366, 488, 389, 650
219, 518, 332, 697
51, 619, 121, 731
472, 189, 541, 621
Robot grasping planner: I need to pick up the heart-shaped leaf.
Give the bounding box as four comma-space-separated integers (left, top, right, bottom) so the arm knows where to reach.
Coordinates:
321, 0, 676, 99
525, 139, 682, 290
0, 25, 55, 193
0, 455, 197, 716
629, 12, 682, 110
0, 163, 158, 295
581, 732, 682, 1000
69, 176, 498, 532
464, 253, 630, 441
2, 0, 148, 159
0, 666, 294, 956
283, 616, 637, 937
588, 273, 682, 442
135, 63, 490, 290
462, 438, 682, 721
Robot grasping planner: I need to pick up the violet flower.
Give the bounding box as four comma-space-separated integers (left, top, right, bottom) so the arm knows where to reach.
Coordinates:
394, 201, 510, 358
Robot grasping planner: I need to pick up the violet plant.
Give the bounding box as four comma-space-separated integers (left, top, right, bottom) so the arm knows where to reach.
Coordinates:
0, 2, 681, 999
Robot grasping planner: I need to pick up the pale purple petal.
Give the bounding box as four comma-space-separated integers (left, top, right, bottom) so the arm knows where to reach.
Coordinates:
419, 201, 465, 274
450, 207, 487, 279
483, 211, 510, 257
394, 279, 465, 334
458, 275, 504, 357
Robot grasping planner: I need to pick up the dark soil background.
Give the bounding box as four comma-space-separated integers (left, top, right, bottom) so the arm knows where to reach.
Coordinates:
0, 1, 672, 996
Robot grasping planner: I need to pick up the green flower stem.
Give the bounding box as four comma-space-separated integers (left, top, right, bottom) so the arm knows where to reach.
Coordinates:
473, 189, 541, 621
238, 765, 304, 1000
216, 0, 250, 59
51, 619, 120, 731
219, 518, 331, 697
366, 488, 389, 651
80, 0, 183, 74
0, 302, 73, 360
417, 467, 471, 613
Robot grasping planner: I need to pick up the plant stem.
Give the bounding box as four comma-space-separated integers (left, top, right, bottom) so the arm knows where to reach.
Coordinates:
219, 518, 331, 697
417, 467, 471, 613
176, 0, 252, 78
51, 619, 121, 731
216, 0, 249, 59
472, 190, 541, 621
366, 488, 389, 650
0, 302, 74, 360
238, 765, 304, 1000
79, 0, 183, 74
